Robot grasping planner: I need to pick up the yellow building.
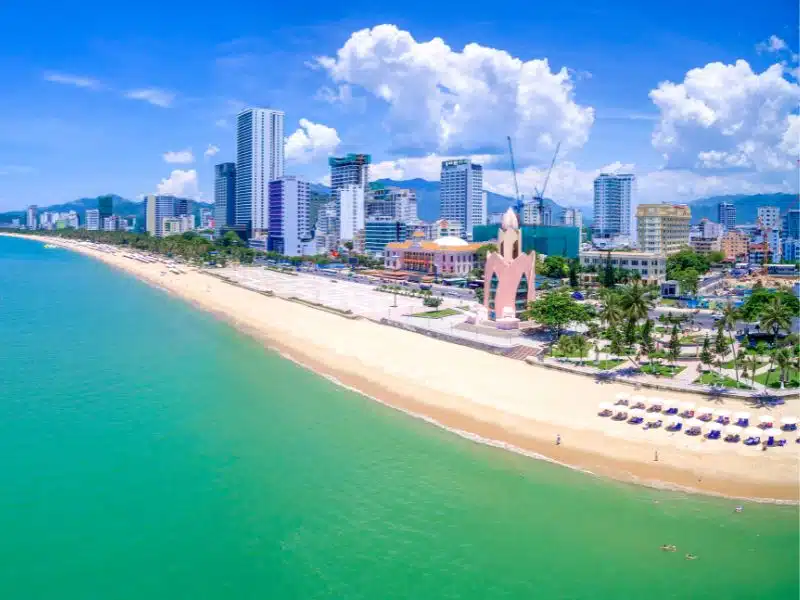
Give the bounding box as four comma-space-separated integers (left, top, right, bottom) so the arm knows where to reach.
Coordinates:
636, 204, 691, 255
721, 230, 749, 261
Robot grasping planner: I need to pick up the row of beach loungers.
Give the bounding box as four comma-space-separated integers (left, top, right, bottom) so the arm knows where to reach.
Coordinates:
598, 393, 798, 446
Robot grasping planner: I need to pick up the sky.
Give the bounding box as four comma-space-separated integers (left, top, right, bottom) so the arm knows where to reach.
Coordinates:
0, 0, 798, 212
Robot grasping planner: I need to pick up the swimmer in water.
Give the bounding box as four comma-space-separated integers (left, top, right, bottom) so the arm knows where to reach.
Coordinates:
685, 553, 697, 560
735, 506, 743, 513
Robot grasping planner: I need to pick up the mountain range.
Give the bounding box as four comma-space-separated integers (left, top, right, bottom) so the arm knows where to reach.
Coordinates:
1, 185, 794, 229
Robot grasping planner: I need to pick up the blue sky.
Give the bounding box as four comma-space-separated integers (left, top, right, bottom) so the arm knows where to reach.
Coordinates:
0, 0, 797, 211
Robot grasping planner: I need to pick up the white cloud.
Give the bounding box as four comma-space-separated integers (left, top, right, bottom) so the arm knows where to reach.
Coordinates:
369, 153, 495, 181
285, 118, 341, 163
317, 25, 594, 160
203, 144, 220, 159
43, 72, 101, 89
125, 88, 175, 108
155, 169, 200, 198
162, 148, 194, 164
649, 60, 800, 172
757, 35, 788, 53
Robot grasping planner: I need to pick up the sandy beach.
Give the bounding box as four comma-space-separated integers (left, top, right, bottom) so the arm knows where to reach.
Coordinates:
8, 233, 799, 502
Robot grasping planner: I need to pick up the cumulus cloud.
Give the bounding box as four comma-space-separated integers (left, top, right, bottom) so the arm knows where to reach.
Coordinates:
204, 144, 220, 159
43, 72, 101, 89
317, 25, 594, 160
757, 35, 789, 54
649, 60, 800, 172
162, 148, 194, 164
155, 169, 200, 198
285, 118, 341, 163
125, 88, 175, 108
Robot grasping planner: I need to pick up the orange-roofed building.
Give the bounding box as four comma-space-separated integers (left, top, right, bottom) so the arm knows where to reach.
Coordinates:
384, 232, 483, 276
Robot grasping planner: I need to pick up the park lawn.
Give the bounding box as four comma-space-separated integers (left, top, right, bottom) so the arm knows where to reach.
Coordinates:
592, 359, 624, 370
639, 363, 685, 377
694, 372, 752, 389
722, 356, 767, 369
410, 308, 460, 319
754, 367, 800, 389
660, 298, 678, 307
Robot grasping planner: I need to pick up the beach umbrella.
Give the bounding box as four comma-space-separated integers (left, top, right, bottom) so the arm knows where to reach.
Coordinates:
758, 415, 774, 425
713, 409, 731, 418
614, 406, 628, 415
686, 418, 704, 429
780, 416, 798, 427
599, 402, 613, 411
663, 400, 678, 411
649, 397, 665, 408
744, 427, 762, 439
696, 407, 713, 416
679, 401, 696, 412
725, 425, 743, 436
615, 392, 630, 403
667, 416, 683, 426
630, 408, 646, 418
734, 411, 751, 421
764, 428, 782, 438
646, 413, 662, 423
708, 422, 724, 432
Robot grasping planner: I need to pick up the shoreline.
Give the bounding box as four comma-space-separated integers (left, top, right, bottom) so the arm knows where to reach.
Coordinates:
7, 233, 799, 504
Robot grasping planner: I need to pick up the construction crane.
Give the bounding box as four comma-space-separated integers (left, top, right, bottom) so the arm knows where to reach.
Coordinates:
506, 136, 523, 214
532, 142, 561, 205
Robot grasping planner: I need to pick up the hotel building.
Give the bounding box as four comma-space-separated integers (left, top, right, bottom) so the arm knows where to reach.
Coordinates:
440, 159, 485, 240
635, 204, 691, 255
580, 250, 667, 284
721, 230, 750, 261
236, 108, 285, 233
592, 173, 634, 239
214, 162, 236, 231
385, 233, 483, 277
268, 176, 311, 257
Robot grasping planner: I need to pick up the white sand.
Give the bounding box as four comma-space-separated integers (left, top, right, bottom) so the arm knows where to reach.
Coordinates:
10, 234, 799, 502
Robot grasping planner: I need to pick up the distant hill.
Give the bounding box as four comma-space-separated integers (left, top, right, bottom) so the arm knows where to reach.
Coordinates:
685, 193, 797, 224
0, 194, 213, 227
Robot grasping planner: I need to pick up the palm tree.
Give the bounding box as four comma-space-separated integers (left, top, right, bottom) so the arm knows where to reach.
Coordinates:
573, 335, 590, 366
598, 290, 624, 329
761, 296, 793, 340
774, 348, 792, 389
720, 301, 741, 384
619, 281, 655, 324
745, 353, 760, 388
593, 340, 602, 367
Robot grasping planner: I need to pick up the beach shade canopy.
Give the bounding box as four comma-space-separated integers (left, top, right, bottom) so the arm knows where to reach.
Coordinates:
781, 416, 798, 426
646, 413, 662, 423
615, 392, 630, 402
679, 401, 696, 412
630, 408, 647, 418
764, 428, 782, 438
649, 397, 665, 407
631, 395, 647, 405
744, 427, 762, 439
686, 418, 704, 429
696, 407, 713, 416
667, 416, 683, 426
663, 400, 678, 410
599, 402, 613, 411
708, 422, 724, 432
725, 425, 743, 436
713, 409, 731, 417
614, 406, 629, 414
734, 411, 751, 421
758, 415, 774, 425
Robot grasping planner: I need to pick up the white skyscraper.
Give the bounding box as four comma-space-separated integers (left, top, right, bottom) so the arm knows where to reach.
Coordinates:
561, 208, 583, 229
26, 205, 37, 229
268, 176, 310, 257
235, 108, 285, 233
593, 173, 634, 239
339, 184, 365, 242
757, 206, 781, 231
439, 159, 484, 240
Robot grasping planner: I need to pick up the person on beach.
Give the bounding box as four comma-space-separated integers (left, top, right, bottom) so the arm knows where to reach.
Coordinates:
556, 434, 561, 446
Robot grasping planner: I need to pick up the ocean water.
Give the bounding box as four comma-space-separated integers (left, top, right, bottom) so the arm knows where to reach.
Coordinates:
0, 235, 797, 600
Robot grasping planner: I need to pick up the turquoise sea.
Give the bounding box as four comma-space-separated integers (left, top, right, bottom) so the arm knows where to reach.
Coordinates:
0, 235, 797, 599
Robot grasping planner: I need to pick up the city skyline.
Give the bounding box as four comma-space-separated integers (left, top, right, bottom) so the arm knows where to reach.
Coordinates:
0, 3, 797, 212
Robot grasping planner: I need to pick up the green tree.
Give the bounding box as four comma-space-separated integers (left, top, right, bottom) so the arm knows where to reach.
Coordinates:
598, 290, 624, 329
608, 326, 624, 357
522, 290, 592, 341
541, 255, 569, 279
719, 301, 741, 384
602, 251, 615, 287
668, 324, 681, 366
739, 288, 799, 321
619, 281, 655, 323
745, 353, 760, 388
699, 336, 713, 371
760, 295, 793, 339
568, 259, 579, 288
707, 250, 726, 264
623, 317, 637, 347
423, 296, 443, 309
573, 334, 590, 366
676, 267, 700, 295
714, 320, 729, 369
774, 348, 792, 389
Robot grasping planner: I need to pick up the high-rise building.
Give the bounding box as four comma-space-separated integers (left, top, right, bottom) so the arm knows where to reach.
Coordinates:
636, 204, 691, 255
721, 230, 749, 261
161, 215, 195, 237
146, 195, 191, 237
365, 186, 417, 223
236, 108, 285, 233
593, 173, 634, 238
717, 202, 736, 229
268, 176, 310, 256
439, 159, 484, 240
329, 154, 370, 199
784, 209, 800, 239
338, 184, 365, 242
561, 208, 583, 229
98, 195, 113, 222
85, 209, 100, 231
757, 206, 781, 230
199, 208, 213, 230
365, 218, 409, 257
26, 205, 37, 229
214, 162, 236, 231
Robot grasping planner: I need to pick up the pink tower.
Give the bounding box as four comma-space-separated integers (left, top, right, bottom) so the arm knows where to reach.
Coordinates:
483, 208, 536, 327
